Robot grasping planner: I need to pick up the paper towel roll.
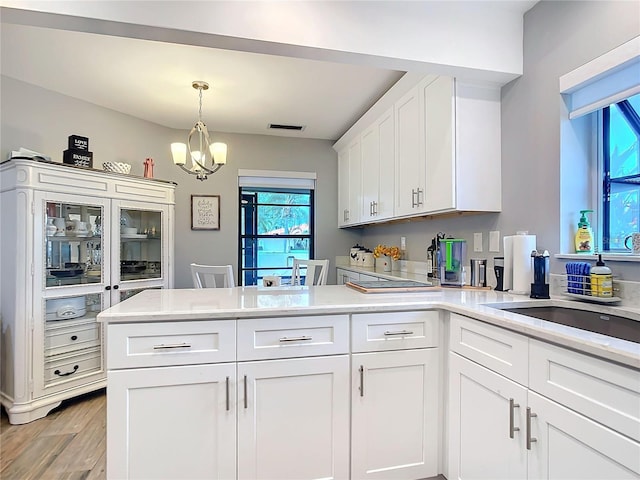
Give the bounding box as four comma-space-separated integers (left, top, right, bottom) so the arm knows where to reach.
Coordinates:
503, 236, 514, 291
511, 234, 536, 294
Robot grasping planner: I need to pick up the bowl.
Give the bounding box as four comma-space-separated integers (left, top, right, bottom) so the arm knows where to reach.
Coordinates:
121, 227, 137, 235
103, 162, 131, 174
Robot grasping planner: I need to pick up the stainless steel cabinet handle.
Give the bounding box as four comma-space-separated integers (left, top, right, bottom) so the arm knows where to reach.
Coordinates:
373, 201, 378, 215
279, 335, 312, 343
153, 343, 191, 350
225, 376, 230, 411
509, 398, 520, 439
526, 407, 537, 450
416, 188, 424, 206
244, 375, 248, 409
383, 330, 414, 336
411, 189, 417, 208
359, 365, 364, 397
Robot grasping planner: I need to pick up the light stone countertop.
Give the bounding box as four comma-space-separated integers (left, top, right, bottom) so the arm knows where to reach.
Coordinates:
98, 285, 640, 369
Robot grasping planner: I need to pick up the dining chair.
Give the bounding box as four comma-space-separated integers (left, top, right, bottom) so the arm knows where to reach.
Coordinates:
190, 263, 235, 288
291, 259, 329, 286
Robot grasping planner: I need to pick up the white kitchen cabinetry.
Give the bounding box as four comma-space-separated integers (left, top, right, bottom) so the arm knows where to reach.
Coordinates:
106, 320, 236, 480
361, 107, 395, 221
237, 315, 350, 480
336, 73, 501, 226
351, 311, 440, 480
448, 314, 640, 480
0, 158, 175, 424
337, 138, 362, 226
424, 78, 501, 214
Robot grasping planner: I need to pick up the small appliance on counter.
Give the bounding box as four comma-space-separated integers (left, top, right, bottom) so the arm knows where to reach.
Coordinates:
427, 232, 445, 279
469, 258, 487, 287
438, 238, 466, 286
530, 250, 550, 299
493, 256, 505, 291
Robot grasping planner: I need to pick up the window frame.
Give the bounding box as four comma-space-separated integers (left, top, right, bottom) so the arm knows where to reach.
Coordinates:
238, 186, 315, 286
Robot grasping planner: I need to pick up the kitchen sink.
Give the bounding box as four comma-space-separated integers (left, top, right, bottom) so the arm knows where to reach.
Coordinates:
501, 306, 640, 344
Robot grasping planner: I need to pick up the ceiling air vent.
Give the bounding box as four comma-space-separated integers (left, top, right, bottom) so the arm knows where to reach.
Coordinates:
268, 123, 306, 132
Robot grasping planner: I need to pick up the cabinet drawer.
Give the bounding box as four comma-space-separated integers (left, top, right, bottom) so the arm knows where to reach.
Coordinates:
45, 320, 100, 355
449, 314, 529, 385
45, 347, 102, 384
108, 320, 236, 369
237, 315, 349, 361
352, 311, 439, 353
529, 339, 640, 442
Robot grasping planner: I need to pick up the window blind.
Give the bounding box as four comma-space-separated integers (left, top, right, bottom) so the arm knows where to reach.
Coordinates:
560, 37, 640, 119
238, 169, 316, 189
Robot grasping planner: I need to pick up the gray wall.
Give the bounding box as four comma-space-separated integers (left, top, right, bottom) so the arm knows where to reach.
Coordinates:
0, 77, 360, 287
360, 0, 640, 281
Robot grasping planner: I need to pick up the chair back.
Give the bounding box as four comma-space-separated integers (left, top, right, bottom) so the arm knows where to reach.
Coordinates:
292, 259, 329, 286
190, 263, 235, 288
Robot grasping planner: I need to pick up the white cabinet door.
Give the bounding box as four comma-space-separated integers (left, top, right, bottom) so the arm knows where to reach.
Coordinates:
338, 148, 350, 227
352, 348, 439, 480
347, 138, 362, 225
361, 107, 394, 222
394, 83, 425, 217
424, 75, 455, 213
527, 391, 640, 480
107, 363, 236, 480
336, 268, 358, 285
337, 139, 361, 226
448, 352, 528, 480
238, 355, 350, 480
361, 121, 379, 222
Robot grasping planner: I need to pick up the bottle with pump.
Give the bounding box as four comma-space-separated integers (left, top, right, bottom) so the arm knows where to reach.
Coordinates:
575, 210, 594, 254
590, 254, 612, 297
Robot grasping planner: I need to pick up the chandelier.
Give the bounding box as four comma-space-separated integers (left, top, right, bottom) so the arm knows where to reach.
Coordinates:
171, 81, 227, 181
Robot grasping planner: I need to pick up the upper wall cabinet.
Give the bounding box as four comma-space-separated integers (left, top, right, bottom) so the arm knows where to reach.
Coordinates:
335, 74, 501, 228
337, 138, 362, 227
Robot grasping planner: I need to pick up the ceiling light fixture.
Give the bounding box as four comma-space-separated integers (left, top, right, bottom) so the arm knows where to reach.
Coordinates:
171, 81, 227, 181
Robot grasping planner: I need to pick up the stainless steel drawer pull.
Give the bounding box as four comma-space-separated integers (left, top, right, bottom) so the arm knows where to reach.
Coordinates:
153, 343, 191, 350
279, 335, 313, 343
383, 330, 414, 336
526, 407, 537, 450
359, 365, 364, 397
509, 398, 520, 439
243, 375, 248, 409
225, 376, 230, 411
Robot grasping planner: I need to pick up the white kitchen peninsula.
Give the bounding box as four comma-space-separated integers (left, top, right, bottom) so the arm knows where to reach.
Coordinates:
98, 286, 640, 480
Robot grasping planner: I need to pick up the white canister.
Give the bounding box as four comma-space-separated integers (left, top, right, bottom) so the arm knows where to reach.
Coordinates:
350, 247, 362, 266
359, 252, 374, 268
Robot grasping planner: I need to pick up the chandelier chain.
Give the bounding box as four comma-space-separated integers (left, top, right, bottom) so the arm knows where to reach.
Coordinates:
198, 87, 203, 122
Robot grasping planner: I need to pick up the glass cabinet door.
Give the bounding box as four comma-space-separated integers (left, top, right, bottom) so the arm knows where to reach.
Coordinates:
45, 200, 105, 288
117, 206, 165, 284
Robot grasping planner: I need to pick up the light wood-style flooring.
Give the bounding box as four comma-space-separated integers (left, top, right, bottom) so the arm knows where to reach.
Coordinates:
0, 389, 106, 480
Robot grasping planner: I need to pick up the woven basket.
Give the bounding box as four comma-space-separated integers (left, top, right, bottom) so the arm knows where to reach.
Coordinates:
103, 162, 131, 174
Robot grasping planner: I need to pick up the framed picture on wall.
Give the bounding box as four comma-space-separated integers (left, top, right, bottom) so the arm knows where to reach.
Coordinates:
191, 195, 220, 230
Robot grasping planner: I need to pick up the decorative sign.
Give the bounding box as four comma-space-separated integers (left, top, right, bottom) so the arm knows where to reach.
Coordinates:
191, 195, 220, 230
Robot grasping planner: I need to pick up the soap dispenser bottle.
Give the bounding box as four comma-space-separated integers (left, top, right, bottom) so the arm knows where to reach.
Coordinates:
590, 254, 612, 297
575, 210, 594, 254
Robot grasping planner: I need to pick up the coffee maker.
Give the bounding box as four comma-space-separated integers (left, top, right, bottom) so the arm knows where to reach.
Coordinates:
438, 238, 466, 286
530, 250, 550, 299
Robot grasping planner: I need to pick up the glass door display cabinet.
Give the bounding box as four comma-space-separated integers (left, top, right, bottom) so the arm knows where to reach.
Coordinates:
0, 158, 175, 424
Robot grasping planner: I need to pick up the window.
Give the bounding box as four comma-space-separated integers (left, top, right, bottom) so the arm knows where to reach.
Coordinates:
602, 93, 640, 251
560, 37, 640, 254
238, 169, 316, 286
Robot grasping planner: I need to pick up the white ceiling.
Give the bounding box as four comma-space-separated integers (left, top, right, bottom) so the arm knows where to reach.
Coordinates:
0, 1, 537, 142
